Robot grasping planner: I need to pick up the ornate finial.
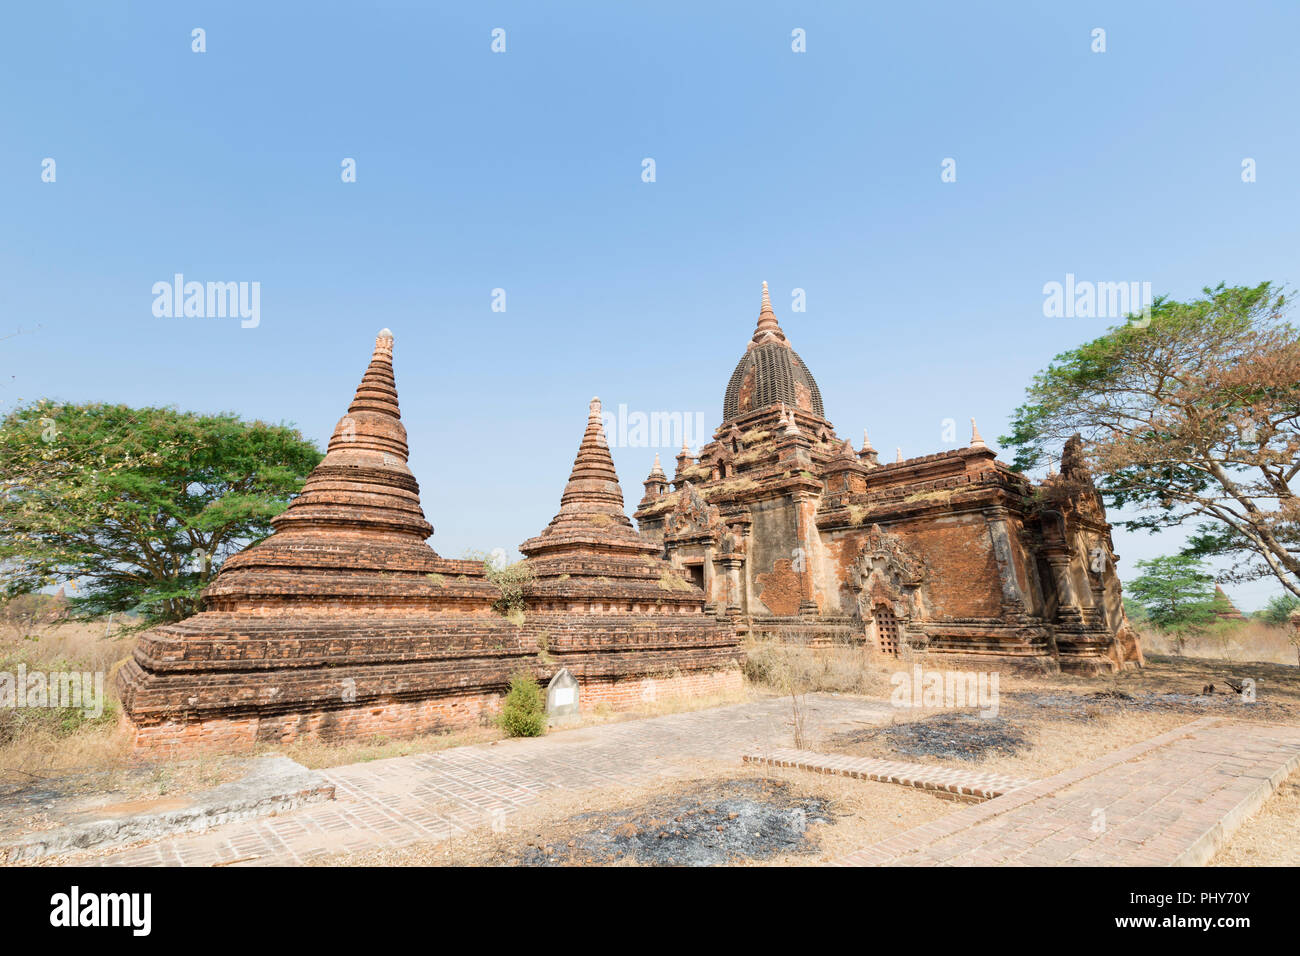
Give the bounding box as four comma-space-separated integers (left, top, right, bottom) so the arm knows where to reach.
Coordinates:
752, 280, 786, 344
861, 428, 875, 452
970, 417, 987, 448
646, 452, 667, 484
896, 447, 903, 463
589, 396, 602, 416
373, 328, 394, 357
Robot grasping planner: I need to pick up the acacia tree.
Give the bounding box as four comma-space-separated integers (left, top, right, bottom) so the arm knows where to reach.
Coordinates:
0, 400, 322, 627
1124, 555, 1221, 630
1002, 282, 1300, 598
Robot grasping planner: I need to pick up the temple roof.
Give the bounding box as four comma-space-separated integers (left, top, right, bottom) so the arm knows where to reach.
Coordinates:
722, 282, 825, 423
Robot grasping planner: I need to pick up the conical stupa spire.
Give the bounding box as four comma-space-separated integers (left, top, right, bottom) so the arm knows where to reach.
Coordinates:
751, 281, 789, 346
970, 417, 987, 448
861, 429, 874, 452
326, 328, 408, 461
269, 329, 431, 541
520, 397, 658, 558
648, 452, 666, 480
556, 397, 623, 513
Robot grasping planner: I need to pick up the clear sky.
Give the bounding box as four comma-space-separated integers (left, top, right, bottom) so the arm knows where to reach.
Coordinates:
3, 1, 1297, 610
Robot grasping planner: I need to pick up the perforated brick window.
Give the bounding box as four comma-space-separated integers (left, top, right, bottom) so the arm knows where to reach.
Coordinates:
874, 604, 900, 657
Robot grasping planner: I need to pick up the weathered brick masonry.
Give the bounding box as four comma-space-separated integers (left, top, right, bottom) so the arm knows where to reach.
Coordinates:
634, 283, 1143, 674
119, 333, 741, 752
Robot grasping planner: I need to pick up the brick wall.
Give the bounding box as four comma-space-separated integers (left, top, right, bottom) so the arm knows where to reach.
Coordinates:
126, 666, 743, 754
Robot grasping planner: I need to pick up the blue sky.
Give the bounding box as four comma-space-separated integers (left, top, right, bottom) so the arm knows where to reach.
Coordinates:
3, 1, 1298, 610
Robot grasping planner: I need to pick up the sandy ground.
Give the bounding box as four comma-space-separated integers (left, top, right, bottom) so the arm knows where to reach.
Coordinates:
1212, 768, 1300, 867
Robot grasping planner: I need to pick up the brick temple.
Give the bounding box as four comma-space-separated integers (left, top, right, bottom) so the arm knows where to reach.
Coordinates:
120, 287, 1141, 751
633, 283, 1143, 674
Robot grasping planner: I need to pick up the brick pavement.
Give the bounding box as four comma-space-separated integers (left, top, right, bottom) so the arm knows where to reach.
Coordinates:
834, 717, 1300, 866
75, 694, 893, 866
743, 748, 1032, 801
31, 705, 1298, 867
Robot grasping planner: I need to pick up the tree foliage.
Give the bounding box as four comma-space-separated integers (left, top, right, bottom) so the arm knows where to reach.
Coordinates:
1001, 283, 1300, 597
0, 400, 321, 627
1125, 555, 1223, 630
1258, 593, 1300, 626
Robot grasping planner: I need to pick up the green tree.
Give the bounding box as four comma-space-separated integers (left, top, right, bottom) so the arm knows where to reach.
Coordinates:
1001, 283, 1300, 599
1258, 593, 1300, 625
0, 400, 321, 627
1125, 555, 1220, 629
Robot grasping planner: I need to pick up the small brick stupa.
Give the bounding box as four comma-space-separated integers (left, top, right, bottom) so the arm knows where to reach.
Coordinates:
1213, 585, 1246, 621
119, 330, 527, 750
517, 398, 743, 707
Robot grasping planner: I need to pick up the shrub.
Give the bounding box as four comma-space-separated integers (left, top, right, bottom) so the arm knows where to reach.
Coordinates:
497, 672, 546, 737
1259, 593, 1300, 625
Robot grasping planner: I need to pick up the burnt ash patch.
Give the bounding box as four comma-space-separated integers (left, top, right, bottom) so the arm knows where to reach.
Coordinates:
1006, 688, 1280, 719
831, 713, 1027, 762
513, 778, 833, 866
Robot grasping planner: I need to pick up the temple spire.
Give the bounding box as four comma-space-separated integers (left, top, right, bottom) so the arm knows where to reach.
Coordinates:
269, 328, 432, 542
751, 280, 789, 347
520, 397, 658, 558
858, 428, 879, 467
970, 417, 987, 448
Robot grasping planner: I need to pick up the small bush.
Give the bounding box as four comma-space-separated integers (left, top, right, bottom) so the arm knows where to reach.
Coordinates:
498, 672, 546, 737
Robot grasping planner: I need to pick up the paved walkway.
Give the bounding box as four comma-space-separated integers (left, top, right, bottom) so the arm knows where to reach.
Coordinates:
80, 695, 895, 866
836, 717, 1300, 866
38, 704, 1300, 867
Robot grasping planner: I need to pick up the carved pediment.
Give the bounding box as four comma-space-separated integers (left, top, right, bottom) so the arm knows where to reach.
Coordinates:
849, 524, 926, 593
665, 481, 723, 542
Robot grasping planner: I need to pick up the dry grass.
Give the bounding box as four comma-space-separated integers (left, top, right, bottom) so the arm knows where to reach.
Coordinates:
1212, 768, 1300, 866
1138, 618, 1297, 666
701, 478, 757, 500
742, 638, 892, 697
0, 619, 136, 783
0, 619, 251, 804
657, 570, 694, 592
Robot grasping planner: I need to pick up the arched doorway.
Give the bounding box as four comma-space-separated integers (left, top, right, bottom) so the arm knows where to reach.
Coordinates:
874, 603, 900, 657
